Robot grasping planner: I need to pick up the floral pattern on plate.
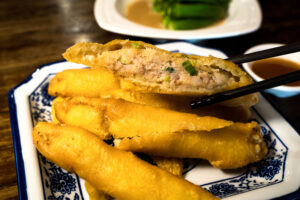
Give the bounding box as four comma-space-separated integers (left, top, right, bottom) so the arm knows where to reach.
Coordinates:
29, 75, 84, 200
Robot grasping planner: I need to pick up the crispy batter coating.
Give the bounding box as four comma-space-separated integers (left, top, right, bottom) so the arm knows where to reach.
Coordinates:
152, 157, 183, 177
52, 97, 111, 140
53, 97, 233, 139
48, 68, 119, 98
62, 40, 254, 96
50, 97, 61, 124
114, 122, 268, 169
85, 181, 111, 200
84, 157, 183, 199
33, 122, 218, 200
84, 157, 183, 200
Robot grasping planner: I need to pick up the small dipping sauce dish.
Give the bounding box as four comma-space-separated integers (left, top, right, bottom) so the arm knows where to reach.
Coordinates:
242, 43, 300, 98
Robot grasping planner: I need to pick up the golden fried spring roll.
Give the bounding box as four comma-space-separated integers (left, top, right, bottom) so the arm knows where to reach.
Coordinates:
84, 158, 183, 200
63, 40, 253, 97
33, 122, 218, 200
48, 68, 119, 98
52, 97, 233, 138
114, 122, 268, 169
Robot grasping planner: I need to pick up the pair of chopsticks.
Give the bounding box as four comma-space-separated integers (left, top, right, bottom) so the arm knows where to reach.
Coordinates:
190, 42, 300, 109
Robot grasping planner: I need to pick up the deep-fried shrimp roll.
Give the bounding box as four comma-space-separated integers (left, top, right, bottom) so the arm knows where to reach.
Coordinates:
114, 122, 268, 169
52, 96, 233, 139
33, 122, 218, 200
84, 156, 183, 200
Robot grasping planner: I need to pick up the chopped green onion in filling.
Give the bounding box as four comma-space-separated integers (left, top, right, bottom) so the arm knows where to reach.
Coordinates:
165, 67, 174, 73
164, 75, 171, 82
132, 42, 140, 48
118, 57, 130, 65
182, 60, 198, 76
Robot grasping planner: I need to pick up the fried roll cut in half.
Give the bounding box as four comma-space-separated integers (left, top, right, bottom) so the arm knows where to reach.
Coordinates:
52, 96, 233, 139
63, 39, 254, 96
114, 122, 268, 169
32, 122, 218, 200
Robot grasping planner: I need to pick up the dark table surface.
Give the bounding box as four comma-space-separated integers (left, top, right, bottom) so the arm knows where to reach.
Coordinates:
0, 0, 299, 199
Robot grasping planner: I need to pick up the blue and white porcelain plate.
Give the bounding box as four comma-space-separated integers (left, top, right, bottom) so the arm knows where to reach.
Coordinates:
8, 42, 300, 200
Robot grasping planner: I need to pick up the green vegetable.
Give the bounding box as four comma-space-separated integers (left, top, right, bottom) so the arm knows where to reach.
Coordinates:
182, 60, 198, 76
164, 75, 171, 82
165, 67, 175, 73
163, 16, 219, 30
152, 0, 231, 30
164, 0, 220, 4
118, 57, 130, 65
152, 0, 161, 12
167, 3, 225, 19
132, 42, 140, 49
217, 0, 231, 9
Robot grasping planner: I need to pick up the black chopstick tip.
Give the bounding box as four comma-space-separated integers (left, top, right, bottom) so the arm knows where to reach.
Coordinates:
190, 101, 198, 109
190, 96, 214, 109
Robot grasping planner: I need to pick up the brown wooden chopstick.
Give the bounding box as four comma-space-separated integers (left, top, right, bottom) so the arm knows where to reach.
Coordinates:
190, 70, 300, 109
226, 42, 300, 64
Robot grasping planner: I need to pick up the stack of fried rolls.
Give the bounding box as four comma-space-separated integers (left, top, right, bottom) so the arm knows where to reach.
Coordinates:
32, 39, 268, 200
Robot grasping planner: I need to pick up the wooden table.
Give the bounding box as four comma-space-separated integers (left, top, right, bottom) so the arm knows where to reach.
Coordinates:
0, 0, 299, 199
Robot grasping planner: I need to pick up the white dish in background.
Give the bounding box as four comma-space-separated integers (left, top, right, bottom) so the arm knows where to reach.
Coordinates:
242, 43, 300, 98
94, 0, 262, 40
8, 42, 300, 200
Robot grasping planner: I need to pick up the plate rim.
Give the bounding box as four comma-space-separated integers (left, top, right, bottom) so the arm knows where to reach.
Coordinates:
8, 89, 28, 200
8, 60, 69, 200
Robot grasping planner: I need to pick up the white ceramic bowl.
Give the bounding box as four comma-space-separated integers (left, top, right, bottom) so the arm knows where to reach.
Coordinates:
242, 43, 300, 98
94, 0, 262, 40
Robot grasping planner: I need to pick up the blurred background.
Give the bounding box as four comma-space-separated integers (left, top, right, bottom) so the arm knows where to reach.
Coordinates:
0, 0, 300, 199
